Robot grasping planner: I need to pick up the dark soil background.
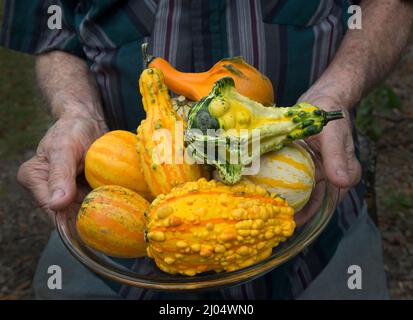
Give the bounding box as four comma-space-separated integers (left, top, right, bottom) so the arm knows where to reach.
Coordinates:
0, 7, 412, 299
375, 39, 413, 299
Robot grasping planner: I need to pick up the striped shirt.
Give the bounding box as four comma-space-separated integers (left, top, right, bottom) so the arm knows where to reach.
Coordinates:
1, 0, 364, 299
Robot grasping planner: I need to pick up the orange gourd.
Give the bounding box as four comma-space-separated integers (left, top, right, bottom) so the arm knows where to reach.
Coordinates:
143, 44, 274, 105
85, 130, 151, 200
76, 185, 149, 258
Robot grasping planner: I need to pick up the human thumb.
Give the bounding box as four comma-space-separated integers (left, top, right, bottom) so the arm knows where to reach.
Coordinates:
47, 147, 79, 210
319, 124, 353, 188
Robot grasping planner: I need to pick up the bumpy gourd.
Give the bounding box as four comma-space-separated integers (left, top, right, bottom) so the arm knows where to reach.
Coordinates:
85, 130, 151, 200
76, 185, 149, 258
143, 43, 274, 105
136, 68, 208, 197
186, 77, 343, 184
244, 143, 315, 211
146, 178, 295, 276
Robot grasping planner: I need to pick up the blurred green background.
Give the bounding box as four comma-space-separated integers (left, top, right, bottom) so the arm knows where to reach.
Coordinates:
0, 3, 51, 160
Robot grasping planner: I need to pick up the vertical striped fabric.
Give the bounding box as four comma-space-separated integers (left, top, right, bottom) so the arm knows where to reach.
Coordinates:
1, 0, 364, 299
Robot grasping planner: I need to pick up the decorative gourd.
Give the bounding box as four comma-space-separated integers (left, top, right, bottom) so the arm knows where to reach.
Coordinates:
244, 143, 315, 211
142, 43, 274, 105
85, 130, 151, 200
172, 96, 194, 122
146, 178, 295, 276
137, 68, 208, 198
186, 77, 343, 184
76, 185, 149, 258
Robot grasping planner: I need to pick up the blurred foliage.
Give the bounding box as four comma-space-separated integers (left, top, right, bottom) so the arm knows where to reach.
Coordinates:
0, 48, 51, 159
0, 0, 51, 160
356, 84, 401, 141
385, 191, 413, 210
384, 191, 413, 233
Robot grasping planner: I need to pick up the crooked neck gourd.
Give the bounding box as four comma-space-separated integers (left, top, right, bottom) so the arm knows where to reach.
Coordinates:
185, 77, 343, 184
136, 68, 208, 197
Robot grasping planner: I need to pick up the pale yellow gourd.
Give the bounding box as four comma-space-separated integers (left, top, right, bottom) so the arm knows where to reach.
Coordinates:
243, 143, 315, 211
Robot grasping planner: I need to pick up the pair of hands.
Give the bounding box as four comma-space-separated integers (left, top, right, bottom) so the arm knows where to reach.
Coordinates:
17, 96, 361, 227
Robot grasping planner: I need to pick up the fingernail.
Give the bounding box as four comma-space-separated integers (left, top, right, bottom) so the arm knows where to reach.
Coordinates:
336, 169, 348, 179
50, 189, 65, 203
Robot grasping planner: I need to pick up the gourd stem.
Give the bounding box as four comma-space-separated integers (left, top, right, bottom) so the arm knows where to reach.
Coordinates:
141, 43, 155, 68
325, 110, 344, 123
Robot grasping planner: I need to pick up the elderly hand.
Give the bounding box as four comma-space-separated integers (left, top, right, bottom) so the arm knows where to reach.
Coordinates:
17, 115, 107, 220
294, 93, 362, 226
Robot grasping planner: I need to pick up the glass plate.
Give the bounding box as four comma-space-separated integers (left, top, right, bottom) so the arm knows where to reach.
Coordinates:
56, 142, 339, 291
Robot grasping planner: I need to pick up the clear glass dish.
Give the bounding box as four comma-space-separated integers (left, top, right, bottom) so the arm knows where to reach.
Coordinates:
55, 142, 339, 291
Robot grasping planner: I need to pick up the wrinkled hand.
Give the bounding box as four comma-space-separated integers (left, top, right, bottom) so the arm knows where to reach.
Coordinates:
294, 94, 362, 226
17, 115, 107, 220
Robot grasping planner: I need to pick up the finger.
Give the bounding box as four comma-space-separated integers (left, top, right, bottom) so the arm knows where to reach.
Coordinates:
17, 155, 50, 209
314, 163, 325, 184
47, 143, 80, 211
319, 123, 353, 188
345, 142, 362, 187
294, 180, 325, 227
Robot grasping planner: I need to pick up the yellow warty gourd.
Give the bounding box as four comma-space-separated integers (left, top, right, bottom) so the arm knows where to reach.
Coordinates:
145, 178, 295, 276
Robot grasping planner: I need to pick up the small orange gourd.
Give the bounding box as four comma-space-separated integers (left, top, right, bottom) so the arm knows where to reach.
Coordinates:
76, 185, 149, 258
143, 44, 274, 105
84, 130, 151, 200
